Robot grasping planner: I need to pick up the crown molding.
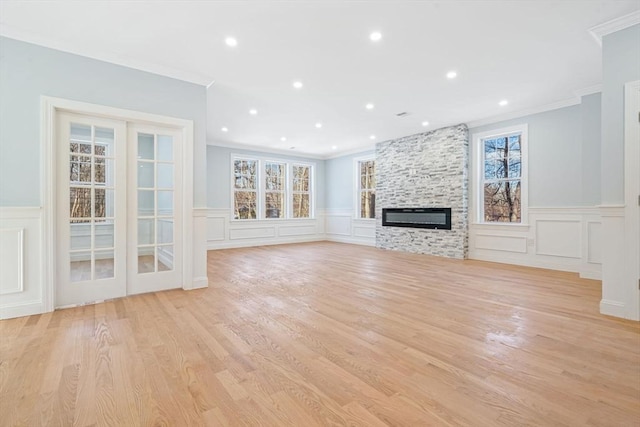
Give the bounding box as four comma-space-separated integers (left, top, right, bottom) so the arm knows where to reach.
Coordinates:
574, 84, 602, 98
0, 25, 214, 86
466, 97, 581, 129
323, 144, 376, 160
589, 10, 640, 46
207, 140, 326, 160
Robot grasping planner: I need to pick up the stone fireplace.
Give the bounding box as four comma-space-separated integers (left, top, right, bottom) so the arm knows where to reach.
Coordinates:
375, 123, 469, 259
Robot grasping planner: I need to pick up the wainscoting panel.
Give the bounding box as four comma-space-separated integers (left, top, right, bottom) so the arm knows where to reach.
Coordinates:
206, 208, 325, 249
0, 228, 24, 295
469, 207, 601, 279
324, 210, 376, 246
535, 219, 581, 258
0, 207, 45, 319
475, 234, 527, 253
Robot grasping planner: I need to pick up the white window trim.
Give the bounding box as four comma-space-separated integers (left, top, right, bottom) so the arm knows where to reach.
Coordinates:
290, 162, 314, 220
471, 124, 528, 226
230, 154, 315, 221
353, 154, 376, 220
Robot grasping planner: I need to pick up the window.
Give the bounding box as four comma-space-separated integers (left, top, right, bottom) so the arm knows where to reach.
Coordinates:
233, 159, 258, 219
265, 162, 285, 218
232, 156, 314, 220
292, 165, 311, 218
476, 125, 527, 223
356, 158, 376, 219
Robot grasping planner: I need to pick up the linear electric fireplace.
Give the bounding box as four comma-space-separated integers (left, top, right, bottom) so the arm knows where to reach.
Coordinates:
382, 208, 452, 230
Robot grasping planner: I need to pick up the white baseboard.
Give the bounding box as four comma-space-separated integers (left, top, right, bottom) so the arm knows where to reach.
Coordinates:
208, 235, 325, 250
190, 276, 209, 290
599, 299, 627, 319
325, 235, 376, 247
0, 300, 45, 320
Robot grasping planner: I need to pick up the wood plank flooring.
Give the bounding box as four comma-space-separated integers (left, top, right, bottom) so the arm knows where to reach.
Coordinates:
1, 242, 639, 426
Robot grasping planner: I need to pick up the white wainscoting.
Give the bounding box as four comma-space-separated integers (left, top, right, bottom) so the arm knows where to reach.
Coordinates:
469, 207, 602, 279
206, 208, 326, 250
0, 207, 45, 319
324, 209, 376, 246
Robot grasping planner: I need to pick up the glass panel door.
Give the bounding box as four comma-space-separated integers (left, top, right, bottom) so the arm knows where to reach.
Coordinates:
56, 113, 127, 307
127, 125, 183, 295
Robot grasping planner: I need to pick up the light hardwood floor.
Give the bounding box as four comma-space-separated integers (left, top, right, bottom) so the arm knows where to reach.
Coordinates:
1, 242, 639, 426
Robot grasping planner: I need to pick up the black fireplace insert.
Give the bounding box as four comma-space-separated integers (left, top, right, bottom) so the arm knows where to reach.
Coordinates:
382, 208, 452, 230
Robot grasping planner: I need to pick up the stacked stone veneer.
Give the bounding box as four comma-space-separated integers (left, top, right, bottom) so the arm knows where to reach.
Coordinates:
375, 123, 469, 259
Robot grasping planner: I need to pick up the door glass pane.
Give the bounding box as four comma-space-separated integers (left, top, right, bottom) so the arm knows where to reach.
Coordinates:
95, 250, 114, 279
157, 219, 173, 244
95, 220, 114, 249
136, 131, 176, 277
94, 127, 114, 156
68, 122, 117, 285
138, 190, 154, 216
138, 133, 155, 160
157, 135, 173, 161
70, 187, 92, 221
138, 162, 154, 188
138, 219, 154, 245
70, 251, 92, 282
70, 223, 91, 250
157, 164, 173, 188
94, 189, 110, 219
138, 247, 155, 274
158, 245, 173, 271
157, 191, 173, 216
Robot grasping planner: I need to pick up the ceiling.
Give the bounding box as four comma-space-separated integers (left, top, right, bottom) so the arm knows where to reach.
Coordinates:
1, 1, 638, 158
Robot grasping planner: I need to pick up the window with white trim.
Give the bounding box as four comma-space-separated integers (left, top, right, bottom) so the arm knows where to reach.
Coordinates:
233, 159, 258, 219
356, 158, 376, 219
232, 156, 314, 220
291, 164, 311, 218
265, 161, 286, 219
477, 125, 527, 223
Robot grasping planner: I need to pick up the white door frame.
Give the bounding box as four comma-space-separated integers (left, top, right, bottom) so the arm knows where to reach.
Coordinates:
624, 80, 640, 321
41, 96, 195, 311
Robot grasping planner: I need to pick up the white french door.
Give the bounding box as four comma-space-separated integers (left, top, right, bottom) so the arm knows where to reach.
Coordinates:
56, 113, 184, 306
56, 112, 127, 306
127, 124, 183, 295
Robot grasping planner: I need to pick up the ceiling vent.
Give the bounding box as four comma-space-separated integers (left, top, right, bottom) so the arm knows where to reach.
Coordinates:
396, 112, 410, 117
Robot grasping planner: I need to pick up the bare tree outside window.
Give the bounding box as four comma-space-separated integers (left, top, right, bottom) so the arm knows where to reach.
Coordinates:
358, 160, 375, 219
69, 141, 108, 223
292, 165, 310, 218
482, 134, 521, 222
233, 159, 258, 219
265, 162, 285, 218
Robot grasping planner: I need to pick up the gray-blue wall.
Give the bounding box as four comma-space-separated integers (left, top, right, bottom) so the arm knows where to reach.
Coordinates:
0, 36, 207, 207
601, 24, 640, 204
469, 100, 599, 207
325, 150, 375, 210
581, 93, 602, 206
206, 145, 326, 210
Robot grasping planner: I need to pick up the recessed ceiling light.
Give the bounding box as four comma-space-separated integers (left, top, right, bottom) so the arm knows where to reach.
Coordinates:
370, 135, 376, 140
421, 121, 429, 127
221, 127, 228, 132
331, 145, 337, 150
281, 137, 287, 142
225, 37, 237, 47
293, 81, 303, 89
499, 99, 509, 106
365, 103, 375, 110
249, 109, 258, 115
446, 71, 457, 79
370, 31, 382, 42
315, 122, 323, 129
